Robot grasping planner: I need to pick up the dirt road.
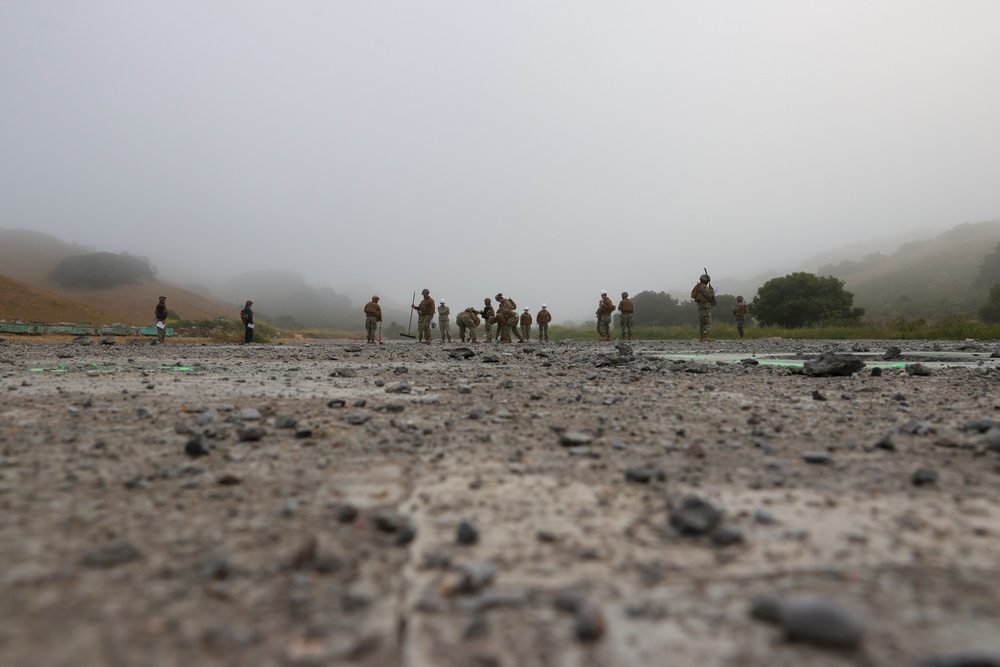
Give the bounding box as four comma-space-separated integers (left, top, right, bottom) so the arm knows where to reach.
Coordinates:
1, 337, 999, 666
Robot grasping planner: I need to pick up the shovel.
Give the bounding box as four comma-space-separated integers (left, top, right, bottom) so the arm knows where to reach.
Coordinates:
400, 290, 416, 338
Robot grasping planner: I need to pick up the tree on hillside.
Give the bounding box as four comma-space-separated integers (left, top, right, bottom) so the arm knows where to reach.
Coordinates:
632, 290, 696, 326
49, 252, 156, 289
974, 241, 1000, 289
978, 284, 1000, 323
749, 272, 864, 328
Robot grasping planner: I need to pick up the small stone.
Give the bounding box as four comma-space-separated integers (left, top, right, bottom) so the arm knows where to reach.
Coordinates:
870, 367, 883, 377
274, 415, 297, 429
711, 525, 745, 547
386, 381, 411, 394
345, 411, 371, 425
81, 541, 141, 568
984, 427, 1000, 453
669, 496, 723, 535
372, 510, 408, 533
624, 465, 666, 484
559, 431, 593, 447
911, 468, 938, 486
905, 363, 933, 376
779, 594, 864, 650
920, 652, 1000, 667
238, 408, 262, 421
454, 561, 497, 595
457, 520, 479, 545
185, 437, 209, 458
874, 436, 896, 452
802, 451, 831, 464
574, 604, 606, 642
238, 426, 265, 442
217, 473, 241, 485
394, 366, 408, 374
334, 503, 358, 523
883, 346, 902, 360
811, 390, 827, 401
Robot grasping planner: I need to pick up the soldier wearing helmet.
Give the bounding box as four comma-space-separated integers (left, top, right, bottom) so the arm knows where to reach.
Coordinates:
412, 289, 435, 343
618, 291, 635, 341
480, 297, 496, 343
691, 274, 715, 342
595, 290, 614, 341
437, 299, 452, 343
363, 295, 382, 344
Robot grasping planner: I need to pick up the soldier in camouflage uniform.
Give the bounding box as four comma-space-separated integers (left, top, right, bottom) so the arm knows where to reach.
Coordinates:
412, 288, 435, 344
437, 299, 452, 343
618, 291, 635, 340
691, 274, 715, 342
732, 295, 749, 340
519, 308, 532, 342
535, 304, 552, 342
480, 298, 495, 344
363, 295, 382, 343
596, 290, 614, 340
456, 307, 480, 343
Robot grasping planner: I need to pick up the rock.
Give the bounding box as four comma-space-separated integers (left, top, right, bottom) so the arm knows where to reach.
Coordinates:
803, 352, 865, 377
811, 390, 827, 401
217, 473, 241, 485
574, 604, 606, 642
874, 436, 896, 452
883, 346, 902, 360
372, 510, 408, 533
906, 363, 933, 376
457, 520, 479, 545
345, 411, 370, 425
920, 652, 1000, 667
481, 354, 501, 363
81, 541, 141, 568
983, 427, 1000, 452
100, 337, 115, 346
457, 384, 472, 394
449, 348, 475, 359
394, 366, 408, 374
335, 368, 357, 378
802, 451, 831, 464
238, 408, 262, 421
238, 426, 265, 442
327, 399, 346, 408
334, 503, 358, 523
386, 381, 411, 394
185, 437, 209, 458
199, 552, 230, 580
274, 415, 297, 429
871, 367, 883, 377
559, 431, 593, 447
624, 465, 666, 484
454, 561, 497, 595
669, 496, 723, 535
911, 468, 938, 486
779, 594, 864, 650
711, 525, 745, 547
196, 410, 218, 426
72, 336, 92, 346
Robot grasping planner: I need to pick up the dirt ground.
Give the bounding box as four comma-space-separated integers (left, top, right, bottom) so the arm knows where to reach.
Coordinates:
1, 336, 999, 667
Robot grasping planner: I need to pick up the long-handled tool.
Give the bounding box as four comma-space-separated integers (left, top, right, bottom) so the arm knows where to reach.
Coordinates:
377, 323, 382, 343
400, 290, 417, 338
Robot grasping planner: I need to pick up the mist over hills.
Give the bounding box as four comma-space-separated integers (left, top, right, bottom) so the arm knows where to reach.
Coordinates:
2, 221, 999, 327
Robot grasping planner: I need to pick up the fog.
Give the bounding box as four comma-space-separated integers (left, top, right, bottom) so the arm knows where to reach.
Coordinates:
3, 1, 1000, 322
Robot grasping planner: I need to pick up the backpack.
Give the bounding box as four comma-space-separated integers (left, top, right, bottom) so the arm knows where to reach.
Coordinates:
240, 310, 249, 325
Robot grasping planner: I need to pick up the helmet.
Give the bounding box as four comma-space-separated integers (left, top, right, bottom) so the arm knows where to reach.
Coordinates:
621, 291, 628, 298
372, 295, 379, 301
495, 293, 503, 300
600, 290, 607, 295
541, 304, 547, 308
523, 307, 529, 311
484, 297, 491, 303
700, 274, 710, 282
736, 295, 744, 301
439, 299, 445, 304
421, 288, 430, 295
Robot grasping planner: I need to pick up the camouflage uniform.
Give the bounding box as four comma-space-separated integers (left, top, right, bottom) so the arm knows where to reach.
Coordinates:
496, 294, 523, 343
363, 297, 382, 343
596, 293, 614, 340
457, 308, 480, 343
535, 306, 552, 342
618, 292, 634, 340
480, 299, 495, 343
691, 276, 715, 341
732, 297, 749, 340
413, 290, 435, 343
519, 309, 532, 342
437, 302, 452, 343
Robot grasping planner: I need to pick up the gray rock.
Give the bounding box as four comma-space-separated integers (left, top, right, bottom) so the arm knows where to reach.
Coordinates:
574, 604, 606, 642
372, 510, 408, 533
883, 346, 902, 360
238, 408, 262, 421
238, 426, 265, 442
803, 353, 865, 377
394, 366, 408, 374
920, 652, 1000, 667
911, 468, 938, 486
81, 541, 141, 568
984, 427, 1000, 452
669, 496, 723, 535
274, 414, 297, 429
345, 411, 370, 425
455, 561, 497, 595
711, 525, 745, 547
196, 410, 218, 426
386, 381, 411, 394
457, 520, 479, 545
449, 348, 475, 359
802, 451, 831, 464
624, 465, 666, 484
779, 594, 864, 650
560, 431, 593, 446
905, 363, 933, 376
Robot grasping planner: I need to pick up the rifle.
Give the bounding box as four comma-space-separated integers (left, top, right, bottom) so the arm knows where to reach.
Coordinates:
704, 267, 717, 306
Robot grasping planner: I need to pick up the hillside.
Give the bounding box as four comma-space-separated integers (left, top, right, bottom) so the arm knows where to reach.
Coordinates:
0, 275, 124, 324
0, 229, 90, 285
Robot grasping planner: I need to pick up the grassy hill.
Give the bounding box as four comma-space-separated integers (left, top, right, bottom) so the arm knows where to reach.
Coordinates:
0, 228, 233, 325
843, 221, 1000, 320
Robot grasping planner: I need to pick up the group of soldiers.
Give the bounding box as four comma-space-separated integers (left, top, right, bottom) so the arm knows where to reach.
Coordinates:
361, 272, 751, 344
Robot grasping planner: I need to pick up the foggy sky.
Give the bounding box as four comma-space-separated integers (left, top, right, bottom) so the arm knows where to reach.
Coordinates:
3, 1, 1000, 321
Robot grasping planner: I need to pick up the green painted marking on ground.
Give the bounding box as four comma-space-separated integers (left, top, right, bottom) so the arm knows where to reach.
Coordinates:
158, 366, 192, 371
27, 366, 66, 373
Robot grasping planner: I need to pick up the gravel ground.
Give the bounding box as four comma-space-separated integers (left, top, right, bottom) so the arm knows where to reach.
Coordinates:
1, 336, 1000, 667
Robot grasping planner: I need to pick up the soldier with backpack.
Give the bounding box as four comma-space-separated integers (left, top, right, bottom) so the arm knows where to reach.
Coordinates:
240, 300, 254, 344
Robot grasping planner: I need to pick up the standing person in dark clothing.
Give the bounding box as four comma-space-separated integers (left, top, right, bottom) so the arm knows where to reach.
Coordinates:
363, 295, 382, 343
154, 296, 168, 344
535, 304, 552, 342
519, 308, 532, 342
480, 298, 495, 343
618, 291, 635, 341
241, 300, 254, 344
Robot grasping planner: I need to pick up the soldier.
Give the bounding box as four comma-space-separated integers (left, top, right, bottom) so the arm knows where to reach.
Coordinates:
437, 299, 452, 343
495, 292, 523, 343
618, 291, 635, 341
363, 295, 382, 343
480, 298, 495, 343
519, 307, 532, 342
536, 304, 552, 342
691, 274, 715, 342
732, 295, 749, 341
456, 307, 480, 343
596, 290, 614, 341
412, 288, 434, 344
154, 296, 168, 344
